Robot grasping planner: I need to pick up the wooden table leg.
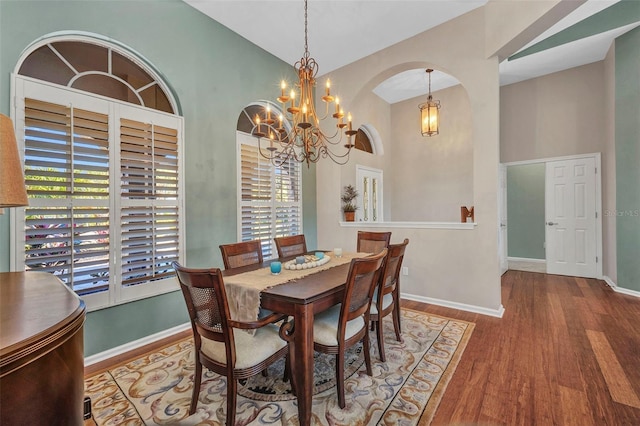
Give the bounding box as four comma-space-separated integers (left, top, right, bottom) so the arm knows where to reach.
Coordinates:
292, 303, 314, 426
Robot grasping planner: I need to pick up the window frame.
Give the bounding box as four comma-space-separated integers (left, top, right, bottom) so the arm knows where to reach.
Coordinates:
11, 75, 185, 312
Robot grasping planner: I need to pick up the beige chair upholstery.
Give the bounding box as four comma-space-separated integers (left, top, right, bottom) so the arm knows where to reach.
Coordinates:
173, 262, 288, 426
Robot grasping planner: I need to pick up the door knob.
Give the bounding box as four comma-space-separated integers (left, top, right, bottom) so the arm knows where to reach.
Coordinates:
547, 221, 558, 226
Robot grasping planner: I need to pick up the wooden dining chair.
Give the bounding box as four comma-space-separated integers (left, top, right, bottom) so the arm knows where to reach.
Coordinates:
172, 262, 289, 426
356, 231, 391, 254
370, 238, 409, 362
274, 234, 307, 258
219, 240, 263, 269
312, 248, 388, 408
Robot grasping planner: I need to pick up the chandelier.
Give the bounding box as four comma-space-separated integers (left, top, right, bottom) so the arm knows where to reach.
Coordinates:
419, 69, 440, 137
252, 0, 356, 167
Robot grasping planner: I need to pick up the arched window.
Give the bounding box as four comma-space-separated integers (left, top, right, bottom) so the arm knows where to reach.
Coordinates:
18, 37, 176, 113
354, 129, 373, 153
236, 102, 302, 259
12, 35, 184, 310
357, 124, 383, 155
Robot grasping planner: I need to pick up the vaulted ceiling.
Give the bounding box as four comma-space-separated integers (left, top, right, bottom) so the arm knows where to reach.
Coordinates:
184, 0, 640, 103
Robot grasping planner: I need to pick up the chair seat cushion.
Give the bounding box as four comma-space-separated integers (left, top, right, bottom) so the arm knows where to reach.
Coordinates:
370, 292, 393, 315
313, 304, 366, 347
200, 323, 286, 370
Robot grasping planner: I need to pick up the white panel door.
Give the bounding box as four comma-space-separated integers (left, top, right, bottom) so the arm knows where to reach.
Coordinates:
545, 157, 597, 277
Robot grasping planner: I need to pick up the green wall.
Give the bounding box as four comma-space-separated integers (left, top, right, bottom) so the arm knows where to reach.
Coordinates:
507, 163, 546, 260
615, 26, 640, 292
0, 0, 317, 356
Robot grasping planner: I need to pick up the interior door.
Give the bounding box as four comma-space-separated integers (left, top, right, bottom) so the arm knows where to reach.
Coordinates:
498, 164, 508, 274
545, 157, 597, 277
356, 166, 383, 222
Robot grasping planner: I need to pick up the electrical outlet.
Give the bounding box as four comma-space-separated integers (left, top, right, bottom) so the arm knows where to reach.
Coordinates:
83, 396, 92, 420
402, 266, 409, 276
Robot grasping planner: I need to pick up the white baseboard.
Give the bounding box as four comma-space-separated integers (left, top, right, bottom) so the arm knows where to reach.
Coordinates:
603, 275, 617, 289
508, 257, 546, 273
84, 322, 191, 367
402, 293, 505, 318
598, 275, 640, 299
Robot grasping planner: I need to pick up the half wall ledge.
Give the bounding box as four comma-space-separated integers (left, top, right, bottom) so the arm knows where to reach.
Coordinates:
339, 221, 477, 230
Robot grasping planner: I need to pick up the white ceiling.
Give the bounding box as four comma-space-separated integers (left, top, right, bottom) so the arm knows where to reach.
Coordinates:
184, 0, 638, 104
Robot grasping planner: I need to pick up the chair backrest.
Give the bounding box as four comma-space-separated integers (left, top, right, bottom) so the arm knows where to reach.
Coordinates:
274, 234, 307, 258
172, 262, 237, 364
219, 240, 263, 269
356, 231, 391, 254
340, 248, 388, 327
377, 238, 409, 299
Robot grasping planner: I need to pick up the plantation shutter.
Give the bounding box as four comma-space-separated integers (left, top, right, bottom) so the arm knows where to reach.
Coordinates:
120, 118, 180, 287
15, 76, 184, 309
275, 157, 302, 238
238, 132, 302, 259
23, 97, 111, 296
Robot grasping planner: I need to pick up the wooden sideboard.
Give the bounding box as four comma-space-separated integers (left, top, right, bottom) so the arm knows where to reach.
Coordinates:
1, 271, 86, 425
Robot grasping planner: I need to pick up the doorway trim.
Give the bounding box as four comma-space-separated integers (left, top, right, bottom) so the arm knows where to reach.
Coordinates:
502, 152, 602, 279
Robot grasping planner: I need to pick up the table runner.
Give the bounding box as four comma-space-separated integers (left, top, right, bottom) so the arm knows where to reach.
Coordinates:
224, 251, 368, 325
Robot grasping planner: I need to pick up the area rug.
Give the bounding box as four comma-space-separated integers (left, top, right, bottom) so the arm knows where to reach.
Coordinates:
84, 309, 474, 425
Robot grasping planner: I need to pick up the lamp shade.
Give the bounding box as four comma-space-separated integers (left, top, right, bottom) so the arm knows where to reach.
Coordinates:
420, 99, 440, 137
0, 113, 29, 207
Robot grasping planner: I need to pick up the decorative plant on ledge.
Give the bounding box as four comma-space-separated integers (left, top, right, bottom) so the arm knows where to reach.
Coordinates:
341, 184, 359, 222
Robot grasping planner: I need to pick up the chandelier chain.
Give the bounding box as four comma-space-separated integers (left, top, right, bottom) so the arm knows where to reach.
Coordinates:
304, 0, 309, 55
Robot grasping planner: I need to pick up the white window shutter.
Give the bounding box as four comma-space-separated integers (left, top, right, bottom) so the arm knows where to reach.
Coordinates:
237, 132, 302, 259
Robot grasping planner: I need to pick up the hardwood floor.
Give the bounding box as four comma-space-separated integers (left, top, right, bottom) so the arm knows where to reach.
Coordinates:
84, 270, 640, 425
405, 270, 640, 425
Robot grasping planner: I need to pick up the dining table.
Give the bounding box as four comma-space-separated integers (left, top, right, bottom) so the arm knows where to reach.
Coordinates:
222, 251, 365, 426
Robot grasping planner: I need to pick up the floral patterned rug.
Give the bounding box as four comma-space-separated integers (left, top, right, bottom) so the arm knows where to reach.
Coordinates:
85, 309, 474, 425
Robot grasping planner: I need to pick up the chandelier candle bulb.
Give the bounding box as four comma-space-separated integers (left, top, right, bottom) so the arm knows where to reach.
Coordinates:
277, 81, 289, 104
335, 97, 340, 114
255, 115, 264, 137
265, 105, 273, 124
288, 90, 298, 113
